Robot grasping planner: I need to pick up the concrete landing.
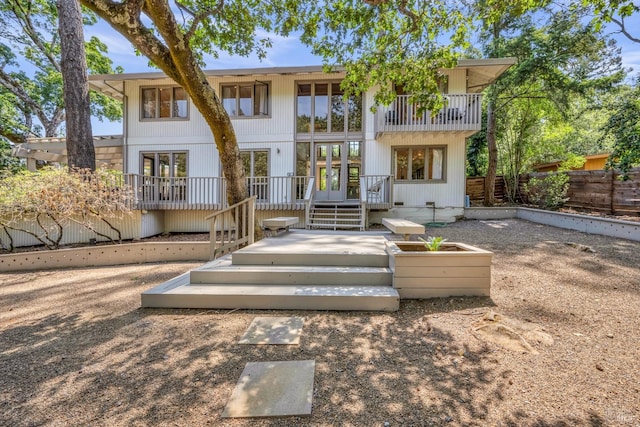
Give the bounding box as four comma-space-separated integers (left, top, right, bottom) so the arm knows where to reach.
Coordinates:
232, 232, 390, 267
239, 317, 304, 345
222, 360, 315, 418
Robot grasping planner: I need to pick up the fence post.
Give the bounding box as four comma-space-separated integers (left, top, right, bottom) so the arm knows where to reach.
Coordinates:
610, 170, 615, 215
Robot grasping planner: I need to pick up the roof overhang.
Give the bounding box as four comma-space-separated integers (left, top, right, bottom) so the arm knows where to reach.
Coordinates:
455, 58, 517, 93
89, 58, 517, 99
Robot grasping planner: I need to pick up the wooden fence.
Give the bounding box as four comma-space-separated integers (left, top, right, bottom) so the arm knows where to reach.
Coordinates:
468, 169, 640, 216
524, 169, 640, 215
466, 176, 506, 202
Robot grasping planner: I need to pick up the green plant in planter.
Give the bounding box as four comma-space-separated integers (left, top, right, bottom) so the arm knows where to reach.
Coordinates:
418, 236, 448, 251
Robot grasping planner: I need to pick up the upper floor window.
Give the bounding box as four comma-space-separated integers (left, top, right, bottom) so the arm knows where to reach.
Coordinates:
221, 82, 269, 117
296, 82, 362, 134
141, 87, 188, 120
394, 146, 446, 181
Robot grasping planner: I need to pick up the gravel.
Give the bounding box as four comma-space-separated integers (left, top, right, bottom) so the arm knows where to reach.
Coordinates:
1, 218, 639, 426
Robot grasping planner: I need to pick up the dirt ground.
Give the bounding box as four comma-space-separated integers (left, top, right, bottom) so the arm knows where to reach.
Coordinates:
1, 218, 639, 426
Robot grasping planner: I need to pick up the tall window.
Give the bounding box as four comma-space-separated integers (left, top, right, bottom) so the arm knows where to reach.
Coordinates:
240, 150, 268, 177
296, 82, 362, 134
141, 87, 188, 120
241, 150, 269, 200
141, 152, 188, 202
394, 146, 445, 181
221, 82, 269, 117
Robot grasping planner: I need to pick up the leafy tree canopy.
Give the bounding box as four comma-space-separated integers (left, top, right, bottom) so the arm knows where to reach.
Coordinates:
603, 77, 640, 176
0, 0, 122, 146
579, 0, 639, 43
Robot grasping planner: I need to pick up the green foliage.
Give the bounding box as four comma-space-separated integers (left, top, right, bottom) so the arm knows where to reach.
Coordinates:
580, 0, 639, 43
0, 167, 133, 251
473, 6, 625, 202
0, 0, 122, 144
467, 109, 488, 177
523, 158, 581, 210
602, 79, 640, 178
304, 0, 471, 113
418, 236, 448, 251
0, 139, 22, 175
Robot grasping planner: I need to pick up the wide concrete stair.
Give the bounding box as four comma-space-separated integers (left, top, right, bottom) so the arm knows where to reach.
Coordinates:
142, 233, 399, 311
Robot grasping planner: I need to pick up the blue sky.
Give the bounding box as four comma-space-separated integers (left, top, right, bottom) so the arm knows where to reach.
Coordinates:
85, 16, 640, 135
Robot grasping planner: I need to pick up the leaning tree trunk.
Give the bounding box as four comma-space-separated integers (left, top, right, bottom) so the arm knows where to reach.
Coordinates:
81, 0, 248, 206
58, 0, 95, 171
484, 98, 497, 206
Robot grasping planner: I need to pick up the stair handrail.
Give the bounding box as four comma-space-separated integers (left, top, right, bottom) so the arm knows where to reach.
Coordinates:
304, 177, 316, 229
205, 196, 256, 260
359, 176, 368, 231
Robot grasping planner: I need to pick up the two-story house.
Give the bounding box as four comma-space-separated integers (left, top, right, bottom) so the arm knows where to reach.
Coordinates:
13, 59, 514, 236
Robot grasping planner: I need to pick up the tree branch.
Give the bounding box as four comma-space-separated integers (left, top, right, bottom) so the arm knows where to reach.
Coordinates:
80, 0, 183, 85
177, 0, 225, 42
8, 0, 62, 72
608, 16, 640, 44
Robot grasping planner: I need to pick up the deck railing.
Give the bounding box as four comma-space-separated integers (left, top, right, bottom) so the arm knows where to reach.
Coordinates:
123, 174, 391, 212
124, 174, 225, 210
248, 175, 311, 210
124, 174, 310, 210
376, 94, 483, 133
206, 196, 256, 260
360, 175, 393, 208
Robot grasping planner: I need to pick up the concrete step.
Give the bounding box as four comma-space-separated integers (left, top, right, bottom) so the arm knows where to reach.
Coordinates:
231, 235, 390, 267
142, 276, 400, 311
189, 258, 392, 286
233, 250, 389, 267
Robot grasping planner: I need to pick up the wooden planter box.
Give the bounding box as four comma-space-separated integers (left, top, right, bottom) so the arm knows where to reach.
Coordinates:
385, 241, 492, 299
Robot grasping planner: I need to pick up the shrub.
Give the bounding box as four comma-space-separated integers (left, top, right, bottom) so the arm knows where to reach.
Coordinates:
0, 167, 134, 251
523, 157, 584, 210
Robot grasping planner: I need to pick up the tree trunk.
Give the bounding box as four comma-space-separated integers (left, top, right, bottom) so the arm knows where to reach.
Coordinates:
57, 0, 95, 170
484, 98, 497, 206
80, 0, 248, 205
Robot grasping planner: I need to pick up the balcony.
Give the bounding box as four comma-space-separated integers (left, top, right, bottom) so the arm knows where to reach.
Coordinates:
122, 175, 393, 211
375, 94, 482, 135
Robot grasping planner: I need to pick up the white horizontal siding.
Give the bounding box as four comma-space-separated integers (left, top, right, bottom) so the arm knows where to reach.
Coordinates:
127, 142, 220, 177
0, 212, 142, 249
368, 133, 467, 208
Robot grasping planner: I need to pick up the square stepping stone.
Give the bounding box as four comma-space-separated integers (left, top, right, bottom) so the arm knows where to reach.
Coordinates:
238, 316, 304, 345
222, 360, 315, 418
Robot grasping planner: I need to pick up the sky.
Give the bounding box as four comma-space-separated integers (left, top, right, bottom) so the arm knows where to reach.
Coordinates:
83, 14, 640, 136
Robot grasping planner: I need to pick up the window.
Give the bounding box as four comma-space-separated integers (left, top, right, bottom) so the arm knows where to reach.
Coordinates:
296, 82, 362, 134
221, 82, 269, 117
141, 152, 188, 202
394, 146, 445, 181
141, 87, 188, 120
241, 150, 269, 200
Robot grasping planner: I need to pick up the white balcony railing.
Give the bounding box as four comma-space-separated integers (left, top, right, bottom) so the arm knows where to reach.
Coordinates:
376, 94, 483, 133
124, 175, 313, 210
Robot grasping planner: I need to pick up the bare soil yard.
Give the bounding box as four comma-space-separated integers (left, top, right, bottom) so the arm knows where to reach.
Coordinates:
1, 219, 639, 426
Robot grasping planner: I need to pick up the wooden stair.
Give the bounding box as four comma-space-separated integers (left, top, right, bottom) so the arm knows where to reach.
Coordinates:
307, 202, 364, 231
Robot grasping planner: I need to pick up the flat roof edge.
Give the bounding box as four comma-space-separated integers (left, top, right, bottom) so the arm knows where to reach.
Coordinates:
89, 58, 517, 81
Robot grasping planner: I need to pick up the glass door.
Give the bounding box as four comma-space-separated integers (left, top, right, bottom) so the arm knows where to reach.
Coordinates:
315, 143, 343, 201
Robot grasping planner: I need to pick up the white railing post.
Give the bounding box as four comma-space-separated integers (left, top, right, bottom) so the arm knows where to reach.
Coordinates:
304, 177, 316, 229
